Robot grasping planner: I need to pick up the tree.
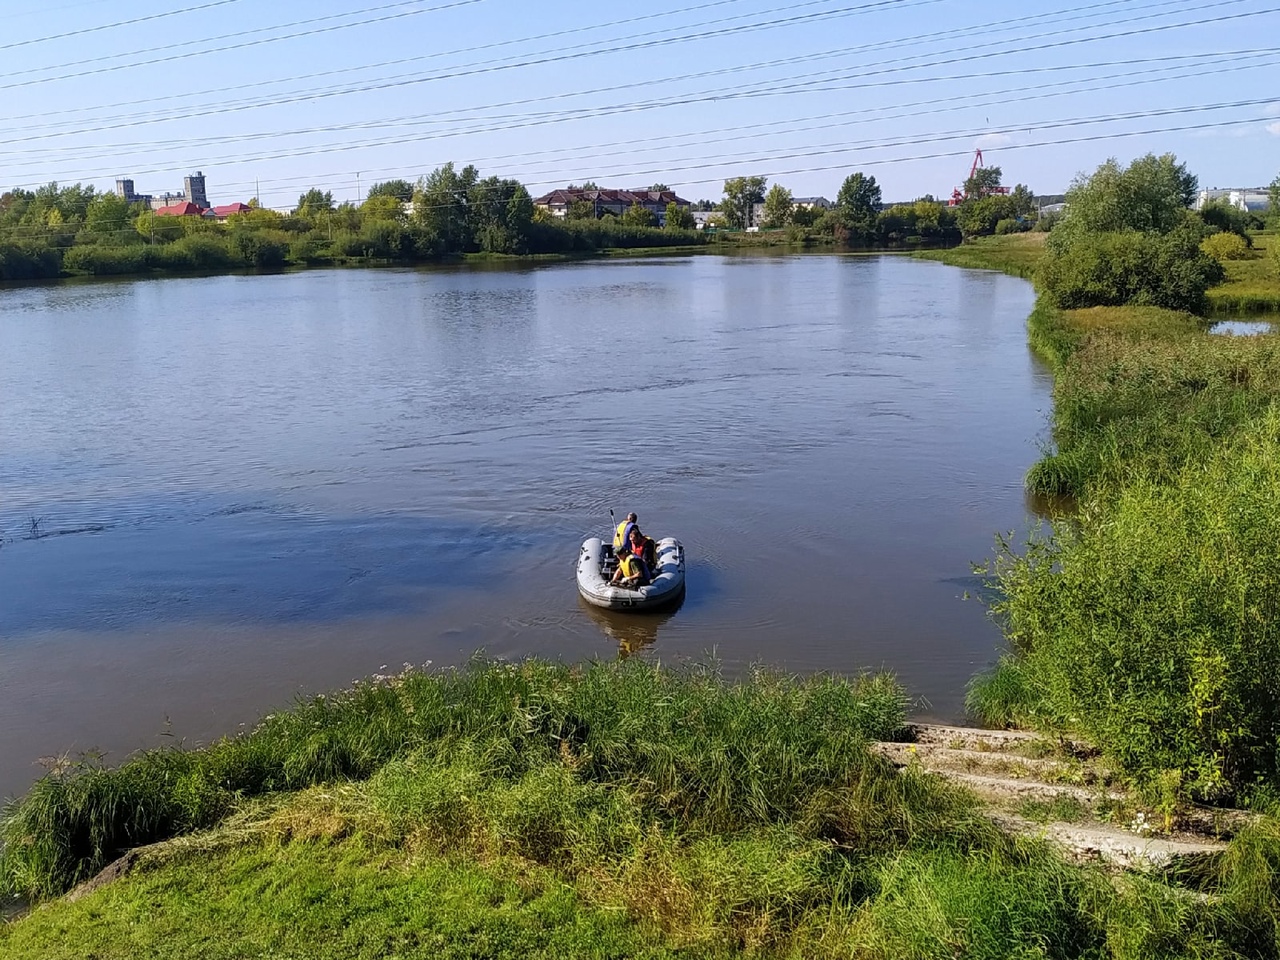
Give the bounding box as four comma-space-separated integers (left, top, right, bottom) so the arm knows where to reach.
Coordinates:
721, 176, 767, 229
1269, 173, 1280, 226
360, 194, 405, 222
963, 165, 1004, 199
566, 198, 597, 220
1050, 153, 1198, 251
761, 184, 794, 229
620, 203, 657, 228
294, 188, 334, 217
413, 162, 479, 253
467, 176, 533, 253
647, 183, 670, 192
81, 193, 136, 242
366, 179, 414, 202
665, 202, 695, 231
836, 173, 882, 238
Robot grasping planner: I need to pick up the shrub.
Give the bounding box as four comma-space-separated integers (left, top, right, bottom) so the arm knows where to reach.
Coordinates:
993, 218, 1020, 235
230, 230, 288, 267
61, 245, 148, 275
984, 409, 1280, 801
1200, 231, 1251, 262
1038, 225, 1224, 313
0, 242, 61, 280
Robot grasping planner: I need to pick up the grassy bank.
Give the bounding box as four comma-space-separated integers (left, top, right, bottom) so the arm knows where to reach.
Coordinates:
5, 658, 1280, 959
1208, 232, 1280, 314
913, 232, 1048, 280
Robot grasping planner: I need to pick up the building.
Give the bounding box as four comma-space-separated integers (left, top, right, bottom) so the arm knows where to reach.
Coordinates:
155, 202, 203, 217
116, 171, 214, 212
533, 187, 690, 224
1195, 188, 1271, 214
749, 195, 833, 228
205, 203, 252, 221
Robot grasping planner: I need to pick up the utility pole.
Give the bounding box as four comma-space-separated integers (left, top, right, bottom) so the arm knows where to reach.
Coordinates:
356, 171, 362, 203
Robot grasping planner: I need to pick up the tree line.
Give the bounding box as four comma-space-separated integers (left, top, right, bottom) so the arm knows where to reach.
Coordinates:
0, 165, 705, 282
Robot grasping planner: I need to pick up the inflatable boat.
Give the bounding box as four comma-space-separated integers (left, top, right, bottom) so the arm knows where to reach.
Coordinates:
576, 536, 685, 611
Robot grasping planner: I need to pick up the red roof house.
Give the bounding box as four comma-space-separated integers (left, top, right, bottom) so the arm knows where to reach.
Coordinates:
155, 201, 203, 217
208, 203, 252, 220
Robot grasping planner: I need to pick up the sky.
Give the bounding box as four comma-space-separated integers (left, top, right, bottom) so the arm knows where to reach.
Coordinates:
1, 0, 1277, 209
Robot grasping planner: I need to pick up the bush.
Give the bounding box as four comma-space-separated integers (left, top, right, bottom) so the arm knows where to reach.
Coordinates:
147, 234, 235, 271
61, 245, 147, 275
230, 230, 288, 267
985, 409, 1280, 802
1039, 225, 1224, 313
0, 242, 62, 280
1200, 231, 1251, 262
993, 218, 1021, 235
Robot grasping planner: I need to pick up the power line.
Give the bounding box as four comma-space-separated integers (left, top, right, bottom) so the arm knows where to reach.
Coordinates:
2, 99, 1271, 236
0, 0, 1239, 158
0, 0, 922, 90
0, 0, 864, 124
5, 49, 1269, 174
0, 0, 248, 52
13, 3, 1269, 189
0, 0, 485, 85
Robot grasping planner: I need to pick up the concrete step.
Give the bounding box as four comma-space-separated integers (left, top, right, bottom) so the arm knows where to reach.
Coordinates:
993, 814, 1227, 870
871, 741, 1106, 786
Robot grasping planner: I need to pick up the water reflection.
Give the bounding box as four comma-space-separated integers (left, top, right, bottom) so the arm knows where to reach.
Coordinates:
579, 590, 686, 659
1209, 319, 1273, 336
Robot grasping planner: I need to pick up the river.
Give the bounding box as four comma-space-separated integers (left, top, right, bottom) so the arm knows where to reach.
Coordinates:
0, 253, 1049, 800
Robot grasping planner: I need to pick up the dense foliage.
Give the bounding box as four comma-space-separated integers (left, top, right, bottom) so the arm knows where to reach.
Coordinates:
1040, 154, 1224, 312
982, 410, 1280, 804
0, 166, 705, 282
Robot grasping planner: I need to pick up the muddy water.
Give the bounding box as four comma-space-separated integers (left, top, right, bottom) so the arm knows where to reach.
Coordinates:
0, 254, 1049, 799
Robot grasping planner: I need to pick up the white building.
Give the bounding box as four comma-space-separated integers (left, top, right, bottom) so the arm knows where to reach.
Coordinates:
1195, 188, 1271, 214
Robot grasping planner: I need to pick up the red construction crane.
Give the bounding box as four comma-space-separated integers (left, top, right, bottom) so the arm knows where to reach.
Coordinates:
948, 148, 1011, 206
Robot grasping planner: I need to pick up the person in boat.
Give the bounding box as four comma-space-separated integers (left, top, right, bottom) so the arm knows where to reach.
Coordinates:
610, 549, 651, 589
625, 524, 658, 572
612, 512, 639, 554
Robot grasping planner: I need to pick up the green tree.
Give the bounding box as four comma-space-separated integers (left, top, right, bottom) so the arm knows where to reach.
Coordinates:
647, 183, 670, 192
1051, 153, 1197, 251
413, 162, 479, 253
620, 203, 657, 228
566, 198, 597, 220
836, 173, 882, 239
366, 179, 414, 202
467, 176, 533, 253
761, 184, 794, 228
80, 193, 137, 243
360, 194, 405, 222
664, 202, 695, 230
963, 165, 1004, 199
294, 189, 334, 217
1268, 173, 1280, 226
721, 176, 767, 229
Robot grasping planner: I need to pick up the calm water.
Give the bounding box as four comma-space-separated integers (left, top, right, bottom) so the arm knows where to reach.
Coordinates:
0, 254, 1048, 799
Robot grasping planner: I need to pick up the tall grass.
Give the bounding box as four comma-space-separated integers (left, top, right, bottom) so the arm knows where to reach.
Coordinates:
1026, 328, 1280, 498
982, 410, 1280, 803
0, 658, 907, 901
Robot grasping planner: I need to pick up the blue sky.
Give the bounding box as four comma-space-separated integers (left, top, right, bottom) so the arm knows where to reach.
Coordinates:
1, 0, 1277, 208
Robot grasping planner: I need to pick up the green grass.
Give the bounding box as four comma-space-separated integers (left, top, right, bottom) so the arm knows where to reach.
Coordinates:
4, 657, 1279, 958
0, 658, 908, 901
913, 233, 1049, 280
1208, 233, 1280, 314
0, 835, 712, 960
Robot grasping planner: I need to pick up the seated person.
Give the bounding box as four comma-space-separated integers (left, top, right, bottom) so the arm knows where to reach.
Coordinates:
610, 550, 650, 588
627, 526, 658, 571
612, 512, 639, 553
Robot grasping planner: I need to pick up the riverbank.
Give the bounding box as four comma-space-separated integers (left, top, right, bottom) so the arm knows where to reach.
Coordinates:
5, 658, 1279, 958
919, 233, 1280, 812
